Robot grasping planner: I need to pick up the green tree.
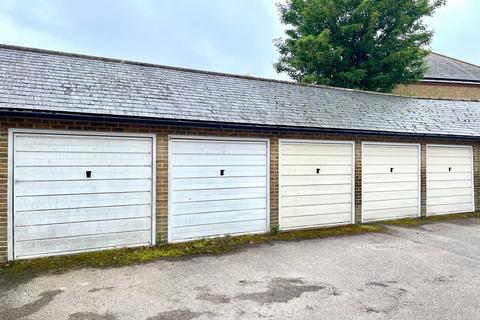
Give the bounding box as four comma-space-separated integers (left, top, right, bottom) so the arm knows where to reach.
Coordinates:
274, 0, 445, 92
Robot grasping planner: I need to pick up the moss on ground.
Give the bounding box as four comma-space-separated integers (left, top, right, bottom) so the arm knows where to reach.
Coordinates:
380, 211, 480, 227
425, 211, 480, 222
0, 224, 381, 280
2, 212, 479, 281
380, 218, 425, 226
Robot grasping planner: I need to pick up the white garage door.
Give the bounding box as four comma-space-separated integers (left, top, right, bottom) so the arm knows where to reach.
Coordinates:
362, 143, 420, 222
279, 140, 354, 230
427, 145, 474, 216
10, 130, 155, 260
169, 137, 269, 242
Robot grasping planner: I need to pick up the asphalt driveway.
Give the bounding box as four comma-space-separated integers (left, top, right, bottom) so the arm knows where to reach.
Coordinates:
2, 218, 480, 320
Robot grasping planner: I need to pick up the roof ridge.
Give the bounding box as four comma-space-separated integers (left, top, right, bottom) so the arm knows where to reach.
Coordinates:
430, 51, 480, 70
0, 43, 479, 103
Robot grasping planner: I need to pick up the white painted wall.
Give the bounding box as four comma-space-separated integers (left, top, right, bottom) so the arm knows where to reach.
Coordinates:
10, 130, 155, 260
427, 145, 474, 216
279, 140, 354, 230
362, 143, 420, 222
168, 137, 269, 242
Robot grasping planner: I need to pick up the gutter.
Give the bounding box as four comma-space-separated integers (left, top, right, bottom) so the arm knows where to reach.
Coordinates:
0, 108, 478, 141
422, 78, 480, 85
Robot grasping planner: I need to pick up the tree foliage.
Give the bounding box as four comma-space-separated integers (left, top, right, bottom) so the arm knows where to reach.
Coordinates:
274, 0, 445, 92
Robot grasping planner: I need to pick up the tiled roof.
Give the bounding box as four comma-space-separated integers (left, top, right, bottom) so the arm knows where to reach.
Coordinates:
1, 45, 480, 138
424, 53, 480, 84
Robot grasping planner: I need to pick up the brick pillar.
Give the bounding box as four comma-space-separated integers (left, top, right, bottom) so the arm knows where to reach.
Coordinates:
269, 135, 279, 231
420, 143, 427, 217
474, 144, 480, 212
0, 129, 7, 262
156, 131, 168, 244
354, 140, 362, 223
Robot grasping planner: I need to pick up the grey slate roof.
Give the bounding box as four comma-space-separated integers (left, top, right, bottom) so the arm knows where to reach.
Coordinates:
1, 45, 480, 138
424, 53, 480, 84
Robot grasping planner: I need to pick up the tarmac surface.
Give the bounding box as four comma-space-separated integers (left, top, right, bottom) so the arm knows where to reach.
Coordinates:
2, 218, 480, 319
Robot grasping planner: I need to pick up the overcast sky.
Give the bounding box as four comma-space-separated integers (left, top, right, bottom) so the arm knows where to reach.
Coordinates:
0, 0, 478, 80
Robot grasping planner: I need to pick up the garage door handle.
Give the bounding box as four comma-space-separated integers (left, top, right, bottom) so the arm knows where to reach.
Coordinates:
220, 169, 225, 176
316, 168, 320, 174
390, 168, 394, 173
449, 167, 452, 172
86, 170, 92, 178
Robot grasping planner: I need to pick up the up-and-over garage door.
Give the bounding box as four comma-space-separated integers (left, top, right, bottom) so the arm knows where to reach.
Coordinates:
279, 140, 355, 230
362, 143, 420, 222
427, 145, 474, 216
169, 137, 269, 242
10, 130, 155, 260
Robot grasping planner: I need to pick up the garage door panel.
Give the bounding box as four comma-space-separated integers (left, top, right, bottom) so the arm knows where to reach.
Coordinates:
12, 132, 154, 259
172, 187, 266, 203
171, 219, 266, 241
15, 152, 152, 167
427, 147, 471, 157
427, 195, 472, 206
16, 179, 151, 196
428, 187, 473, 198
15, 142, 151, 154
363, 181, 419, 193
281, 184, 352, 197
363, 144, 418, 156
172, 176, 266, 191
281, 202, 351, 218
15, 135, 152, 152
427, 156, 472, 165
15, 230, 151, 259
363, 165, 418, 174
171, 165, 266, 178
282, 212, 351, 229
363, 156, 419, 165
428, 180, 472, 189
172, 154, 266, 166
15, 166, 152, 181
15, 205, 151, 226
427, 203, 474, 215
362, 190, 419, 202
172, 198, 266, 216
281, 155, 352, 165
280, 165, 351, 176
363, 173, 418, 183
362, 143, 420, 221
427, 164, 471, 173
282, 193, 351, 207
363, 198, 418, 211
427, 172, 472, 181
169, 138, 268, 242
172, 140, 266, 155
171, 209, 265, 228
16, 191, 151, 212
426, 145, 474, 216
15, 217, 151, 242
281, 174, 352, 186
281, 143, 352, 156
362, 206, 419, 222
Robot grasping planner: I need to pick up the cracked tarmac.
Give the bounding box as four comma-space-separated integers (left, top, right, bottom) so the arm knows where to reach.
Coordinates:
2, 218, 480, 319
